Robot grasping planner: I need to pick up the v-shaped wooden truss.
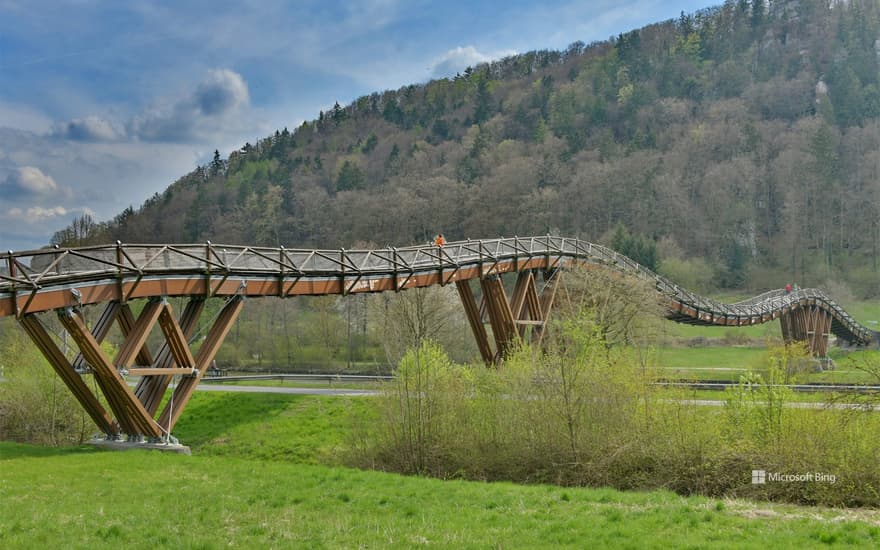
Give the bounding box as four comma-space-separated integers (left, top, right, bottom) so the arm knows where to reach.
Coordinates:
780, 303, 833, 357
456, 270, 561, 365
18, 296, 243, 439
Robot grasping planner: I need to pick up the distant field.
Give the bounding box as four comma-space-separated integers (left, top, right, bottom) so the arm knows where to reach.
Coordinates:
2, 393, 879, 548
657, 347, 879, 383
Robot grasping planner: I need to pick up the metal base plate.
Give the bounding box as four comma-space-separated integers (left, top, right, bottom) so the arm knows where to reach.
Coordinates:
87, 438, 192, 455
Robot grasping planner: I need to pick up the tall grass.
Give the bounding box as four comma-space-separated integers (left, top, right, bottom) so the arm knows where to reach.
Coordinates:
350, 329, 880, 507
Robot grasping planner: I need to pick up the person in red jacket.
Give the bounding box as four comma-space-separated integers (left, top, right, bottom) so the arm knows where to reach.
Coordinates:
785, 283, 792, 294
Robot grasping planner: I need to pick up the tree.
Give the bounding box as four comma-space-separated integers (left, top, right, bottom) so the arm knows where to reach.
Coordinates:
51, 213, 99, 247
210, 149, 225, 177
610, 224, 659, 271
554, 264, 665, 348
473, 76, 493, 124
368, 286, 470, 364
336, 160, 365, 192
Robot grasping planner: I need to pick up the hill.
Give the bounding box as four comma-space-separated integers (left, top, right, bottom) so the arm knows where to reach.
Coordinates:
53, 0, 880, 297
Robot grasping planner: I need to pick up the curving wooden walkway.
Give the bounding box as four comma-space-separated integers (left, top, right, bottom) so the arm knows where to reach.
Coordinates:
1, 236, 873, 343
1, 236, 874, 440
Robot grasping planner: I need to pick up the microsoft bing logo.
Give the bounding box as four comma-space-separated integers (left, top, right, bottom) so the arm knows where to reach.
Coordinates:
752, 470, 766, 484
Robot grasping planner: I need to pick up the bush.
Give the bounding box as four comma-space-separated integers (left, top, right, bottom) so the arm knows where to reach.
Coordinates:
658, 256, 715, 294
0, 321, 94, 445
352, 324, 880, 507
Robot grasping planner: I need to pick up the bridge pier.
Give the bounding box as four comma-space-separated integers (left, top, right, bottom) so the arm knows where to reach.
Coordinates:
780, 304, 832, 357
17, 296, 243, 440
456, 270, 560, 365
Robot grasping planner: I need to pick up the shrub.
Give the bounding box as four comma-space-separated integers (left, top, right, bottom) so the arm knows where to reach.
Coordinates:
0, 321, 94, 445
352, 323, 880, 507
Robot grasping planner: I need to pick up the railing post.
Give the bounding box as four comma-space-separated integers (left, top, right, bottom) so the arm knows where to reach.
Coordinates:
116, 240, 125, 302
279, 245, 285, 297
514, 235, 519, 272
340, 248, 346, 295
7, 251, 18, 317
205, 240, 212, 298
392, 247, 399, 291
545, 234, 550, 271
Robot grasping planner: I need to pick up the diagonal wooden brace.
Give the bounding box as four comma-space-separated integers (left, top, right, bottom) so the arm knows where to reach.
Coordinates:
533, 270, 561, 345
480, 275, 518, 361
18, 314, 119, 436
156, 296, 244, 433
115, 299, 163, 369
58, 308, 161, 438
135, 298, 205, 415
456, 280, 494, 364
117, 303, 156, 367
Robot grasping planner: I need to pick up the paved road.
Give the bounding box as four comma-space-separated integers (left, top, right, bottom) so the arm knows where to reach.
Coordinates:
675, 399, 879, 411
195, 384, 878, 411
196, 384, 378, 397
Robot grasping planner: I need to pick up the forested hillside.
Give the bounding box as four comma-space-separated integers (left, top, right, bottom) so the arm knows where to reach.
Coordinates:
55, 0, 880, 297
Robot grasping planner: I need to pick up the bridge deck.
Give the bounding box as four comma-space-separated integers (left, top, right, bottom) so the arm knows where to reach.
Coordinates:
0, 236, 873, 346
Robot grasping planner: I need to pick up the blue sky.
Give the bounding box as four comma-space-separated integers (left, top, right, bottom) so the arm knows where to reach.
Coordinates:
0, 0, 709, 251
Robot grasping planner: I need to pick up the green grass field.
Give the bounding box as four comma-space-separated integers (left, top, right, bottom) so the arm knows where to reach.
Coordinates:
3, 392, 880, 548
656, 348, 880, 383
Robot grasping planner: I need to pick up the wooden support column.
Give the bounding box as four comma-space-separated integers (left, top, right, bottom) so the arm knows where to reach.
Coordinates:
480, 276, 518, 361
456, 280, 494, 364
533, 270, 561, 345
780, 309, 793, 342
117, 303, 156, 367
804, 306, 832, 358
114, 300, 163, 369
509, 271, 531, 322
135, 298, 205, 415
156, 296, 244, 433
18, 314, 119, 436
57, 308, 162, 438
71, 301, 122, 372
780, 305, 831, 358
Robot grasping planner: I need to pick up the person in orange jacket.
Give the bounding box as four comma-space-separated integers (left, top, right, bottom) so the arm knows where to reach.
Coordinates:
434, 233, 446, 246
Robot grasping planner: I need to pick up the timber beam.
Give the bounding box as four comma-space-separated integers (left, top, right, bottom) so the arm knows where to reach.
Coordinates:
780, 304, 832, 358
15, 295, 236, 441
457, 270, 560, 365
156, 296, 244, 433
18, 314, 119, 436
58, 307, 162, 438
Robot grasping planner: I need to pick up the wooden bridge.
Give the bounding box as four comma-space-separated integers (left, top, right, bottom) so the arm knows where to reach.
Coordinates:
1, 236, 874, 441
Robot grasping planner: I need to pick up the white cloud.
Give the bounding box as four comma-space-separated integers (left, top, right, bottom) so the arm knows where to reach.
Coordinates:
0, 100, 53, 133
53, 115, 122, 142
194, 69, 250, 115
430, 46, 516, 78
129, 69, 251, 143
7, 205, 68, 222
1, 165, 58, 196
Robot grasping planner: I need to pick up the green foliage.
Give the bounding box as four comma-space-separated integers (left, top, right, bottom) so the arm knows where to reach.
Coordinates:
336, 159, 365, 192
357, 320, 880, 506
723, 344, 809, 446
610, 224, 659, 271
50, 1, 880, 296
0, 320, 94, 445
658, 256, 715, 294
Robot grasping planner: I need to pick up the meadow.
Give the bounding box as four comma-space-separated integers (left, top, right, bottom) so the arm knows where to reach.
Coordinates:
3, 392, 880, 549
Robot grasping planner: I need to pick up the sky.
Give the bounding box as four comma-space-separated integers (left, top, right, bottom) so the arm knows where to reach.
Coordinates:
0, 0, 709, 251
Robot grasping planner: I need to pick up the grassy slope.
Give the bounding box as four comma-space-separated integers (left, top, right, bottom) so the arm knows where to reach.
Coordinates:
2, 393, 880, 548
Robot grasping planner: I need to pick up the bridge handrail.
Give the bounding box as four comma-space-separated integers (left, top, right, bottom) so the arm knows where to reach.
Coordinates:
0, 237, 872, 344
